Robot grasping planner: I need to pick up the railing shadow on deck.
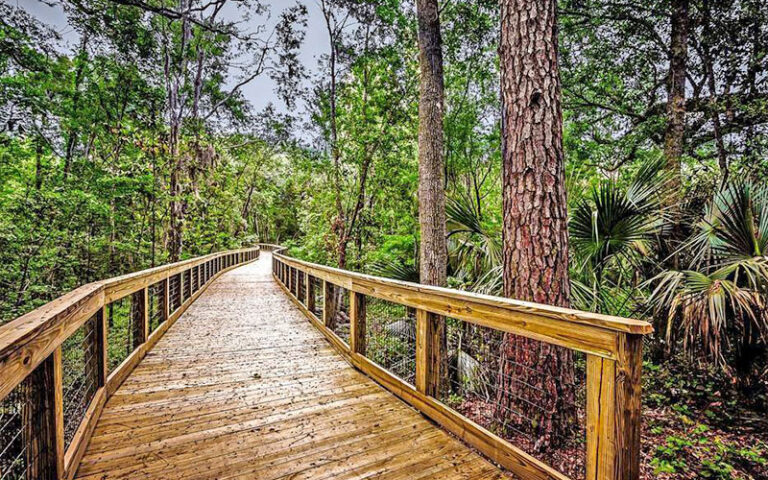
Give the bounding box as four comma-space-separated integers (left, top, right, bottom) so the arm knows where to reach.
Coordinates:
265, 244, 652, 480
0, 248, 260, 480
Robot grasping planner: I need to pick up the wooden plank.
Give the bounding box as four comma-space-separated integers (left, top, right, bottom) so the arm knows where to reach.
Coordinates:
323, 280, 334, 328
587, 354, 614, 480
415, 309, 442, 397
306, 273, 315, 313
52, 347, 65, 478
274, 252, 651, 336
64, 387, 107, 480
585, 334, 643, 480
162, 278, 170, 324
349, 291, 366, 355
353, 352, 567, 480
74, 253, 507, 480
0, 286, 104, 401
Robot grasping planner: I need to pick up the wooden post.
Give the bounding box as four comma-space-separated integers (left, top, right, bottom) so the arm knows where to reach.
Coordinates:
97, 305, 108, 387
132, 287, 148, 347
323, 281, 335, 329
586, 334, 643, 480
349, 292, 366, 355
23, 349, 64, 480
415, 309, 443, 397
306, 274, 315, 314
162, 278, 170, 323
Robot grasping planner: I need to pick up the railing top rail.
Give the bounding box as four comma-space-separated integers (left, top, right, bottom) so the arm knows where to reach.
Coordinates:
271, 247, 651, 336
0, 246, 259, 399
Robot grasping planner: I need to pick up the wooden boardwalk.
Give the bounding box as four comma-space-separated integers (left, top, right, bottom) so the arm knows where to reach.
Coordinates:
73, 253, 510, 480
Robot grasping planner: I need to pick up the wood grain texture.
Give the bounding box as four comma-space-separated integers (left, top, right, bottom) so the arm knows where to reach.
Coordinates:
272, 252, 652, 339
275, 257, 568, 480
74, 253, 509, 480
0, 249, 259, 401
273, 247, 648, 480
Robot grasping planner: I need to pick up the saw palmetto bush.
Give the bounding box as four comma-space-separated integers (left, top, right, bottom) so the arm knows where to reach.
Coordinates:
568, 158, 668, 316
446, 196, 502, 293
647, 182, 768, 389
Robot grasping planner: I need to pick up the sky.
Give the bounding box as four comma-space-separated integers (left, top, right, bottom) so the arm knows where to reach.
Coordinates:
17, 0, 329, 114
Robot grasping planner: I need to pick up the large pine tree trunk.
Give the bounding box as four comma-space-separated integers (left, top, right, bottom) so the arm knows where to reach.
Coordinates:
497, 0, 575, 450
416, 0, 447, 287
663, 0, 689, 196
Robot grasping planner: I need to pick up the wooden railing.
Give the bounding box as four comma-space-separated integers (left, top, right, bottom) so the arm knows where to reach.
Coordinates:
0, 247, 260, 480
270, 246, 652, 480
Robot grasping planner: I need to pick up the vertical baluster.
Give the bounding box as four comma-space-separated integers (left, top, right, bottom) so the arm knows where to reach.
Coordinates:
306, 274, 315, 314
586, 334, 643, 480
349, 292, 366, 355
415, 309, 443, 397
322, 281, 334, 329
96, 306, 108, 387
162, 278, 170, 323
132, 287, 148, 347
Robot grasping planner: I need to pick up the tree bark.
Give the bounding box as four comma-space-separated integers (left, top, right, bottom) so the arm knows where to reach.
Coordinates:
663, 0, 689, 196
416, 0, 447, 288
498, 0, 575, 450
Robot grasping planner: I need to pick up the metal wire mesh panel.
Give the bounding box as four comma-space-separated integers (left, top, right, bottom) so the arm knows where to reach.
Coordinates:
106, 294, 140, 375
438, 319, 586, 478
61, 315, 99, 449
0, 377, 41, 480
310, 276, 323, 318
290, 268, 297, 297
183, 270, 191, 301
148, 280, 166, 333
364, 298, 416, 385
297, 271, 306, 305
325, 283, 350, 344
191, 266, 199, 293
169, 274, 181, 313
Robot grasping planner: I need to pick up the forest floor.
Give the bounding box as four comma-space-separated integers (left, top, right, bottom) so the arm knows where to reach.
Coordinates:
450, 357, 768, 480
640, 357, 767, 479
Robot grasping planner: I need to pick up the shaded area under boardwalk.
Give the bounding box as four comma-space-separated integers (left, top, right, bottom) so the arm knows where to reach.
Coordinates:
74, 253, 510, 480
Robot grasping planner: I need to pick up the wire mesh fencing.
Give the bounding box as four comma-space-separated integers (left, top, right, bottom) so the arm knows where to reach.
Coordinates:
183, 270, 191, 302
169, 273, 181, 313
148, 280, 166, 333
297, 271, 306, 305
0, 378, 40, 480
106, 293, 141, 375
191, 266, 199, 294
436, 318, 587, 478
363, 298, 417, 385
290, 268, 297, 298
309, 275, 323, 318
325, 283, 350, 344
61, 314, 100, 450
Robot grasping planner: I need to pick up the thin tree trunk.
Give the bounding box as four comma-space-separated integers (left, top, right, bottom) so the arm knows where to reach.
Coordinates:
416, 0, 447, 288
663, 0, 689, 197
321, 0, 347, 269
497, 0, 575, 451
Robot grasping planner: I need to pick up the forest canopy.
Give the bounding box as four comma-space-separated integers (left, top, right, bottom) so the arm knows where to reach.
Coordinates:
1, 0, 767, 478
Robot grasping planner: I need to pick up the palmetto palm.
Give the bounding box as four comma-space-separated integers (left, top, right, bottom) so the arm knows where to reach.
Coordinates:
647, 182, 768, 376
446, 196, 502, 292
569, 158, 668, 314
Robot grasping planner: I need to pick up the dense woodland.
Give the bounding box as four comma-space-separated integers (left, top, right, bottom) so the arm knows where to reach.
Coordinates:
1, 0, 767, 478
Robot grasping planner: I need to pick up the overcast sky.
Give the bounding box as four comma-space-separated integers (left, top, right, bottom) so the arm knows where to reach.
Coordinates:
18, 0, 329, 114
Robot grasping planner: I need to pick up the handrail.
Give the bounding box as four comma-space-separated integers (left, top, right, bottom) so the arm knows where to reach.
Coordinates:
268, 244, 652, 480
0, 247, 259, 480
